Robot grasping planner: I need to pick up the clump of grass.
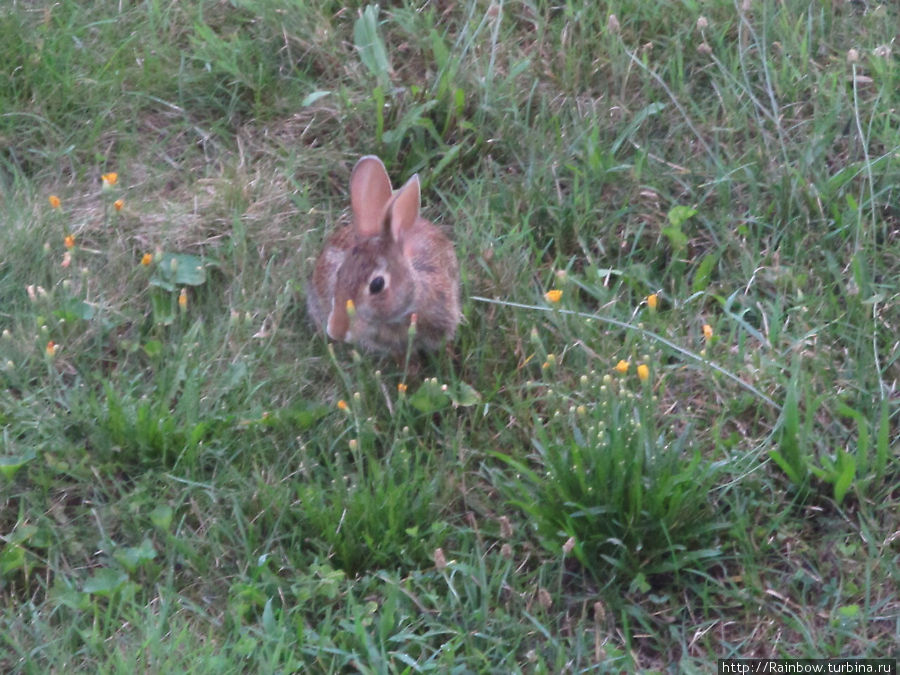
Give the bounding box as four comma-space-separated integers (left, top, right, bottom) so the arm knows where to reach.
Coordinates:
493, 345, 725, 587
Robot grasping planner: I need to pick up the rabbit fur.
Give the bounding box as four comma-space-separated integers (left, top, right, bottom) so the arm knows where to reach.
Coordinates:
307, 155, 461, 354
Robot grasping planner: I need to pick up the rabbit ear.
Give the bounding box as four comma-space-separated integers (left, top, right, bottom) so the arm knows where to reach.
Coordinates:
350, 156, 393, 237
385, 174, 420, 245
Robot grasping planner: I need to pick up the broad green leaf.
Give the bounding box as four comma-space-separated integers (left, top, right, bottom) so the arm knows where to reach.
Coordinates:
150, 252, 210, 288
837, 604, 860, 619
50, 578, 90, 610
692, 252, 717, 293
0, 451, 35, 479
0, 544, 26, 576
150, 505, 174, 531
667, 205, 698, 227
409, 379, 450, 414
832, 449, 856, 505
82, 568, 128, 596
353, 4, 391, 85
262, 598, 277, 636
768, 449, 802, 485
53, 299, 95, 322
450, 382, 481, 407
114, 538, 157, 573
150, 289, 176, 324
142, 339, 163, 357
661, 223, 688, 253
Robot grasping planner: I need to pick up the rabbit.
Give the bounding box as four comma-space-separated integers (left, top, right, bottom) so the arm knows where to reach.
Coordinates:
307, 155, 461, 355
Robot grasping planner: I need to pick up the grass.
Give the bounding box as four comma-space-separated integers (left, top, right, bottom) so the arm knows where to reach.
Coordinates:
1, 0, 898, 671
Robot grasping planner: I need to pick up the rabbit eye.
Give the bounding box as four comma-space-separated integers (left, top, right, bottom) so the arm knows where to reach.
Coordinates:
369, 276, 385, 294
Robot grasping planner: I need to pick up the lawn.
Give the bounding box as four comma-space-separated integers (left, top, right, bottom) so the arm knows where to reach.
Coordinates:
1, 0, 898, 671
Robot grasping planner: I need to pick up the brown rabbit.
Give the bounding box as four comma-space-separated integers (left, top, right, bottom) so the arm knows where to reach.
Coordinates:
307, 156, 461, 354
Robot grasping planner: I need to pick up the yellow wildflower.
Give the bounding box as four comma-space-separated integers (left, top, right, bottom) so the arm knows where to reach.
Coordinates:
345, 298, 356, 317
614, 360, 630, 374
113, 199, 124, 211
178, 287, 188, 310
64, 235, 75, 249
702, 324, 713, 341
337, 399, 349, 411
141, 253, 153, 266
101, 172, 118, 187
637, 364, 649, 382
48, 195, 61, 209
544, 289, 563, 304
45, 341, 58, 357
397, 382, 408, 394
647, 293, 658, 310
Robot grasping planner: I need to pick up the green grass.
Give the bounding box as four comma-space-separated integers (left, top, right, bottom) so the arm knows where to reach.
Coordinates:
1, 0, 898, 671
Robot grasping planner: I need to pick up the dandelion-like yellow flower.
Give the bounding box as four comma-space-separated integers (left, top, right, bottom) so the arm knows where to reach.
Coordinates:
48, 195, 61, 209
113, 199, 124, 211
702, 324, 713, 341
101, 172, 118, 187
545, 289, 563, 304
345, 298, 356, 317
637, 364, 649, 382
397, 382, 408, 394
45, 340, 58, 357
647, 293, 658, 310
337, 399, 349, 411
64, 235, 75, 249
178, 288, 188, 310
614, 360, 630, 374
140, 253, 153, 266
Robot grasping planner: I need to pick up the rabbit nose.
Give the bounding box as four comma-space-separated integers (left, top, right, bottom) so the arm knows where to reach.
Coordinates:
326, 316, 346, 341
327, 307, 349, 341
